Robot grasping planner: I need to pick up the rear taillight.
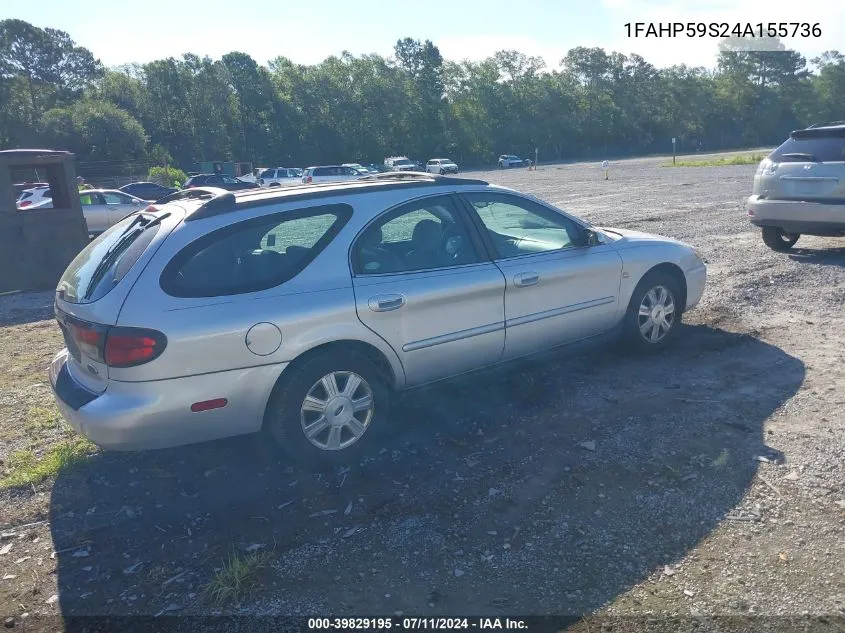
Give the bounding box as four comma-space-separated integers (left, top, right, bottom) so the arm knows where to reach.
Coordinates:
306, 176, 312, 183
63, 317, 166, 368
104, 328, 167, 367
18, 200, 32, 208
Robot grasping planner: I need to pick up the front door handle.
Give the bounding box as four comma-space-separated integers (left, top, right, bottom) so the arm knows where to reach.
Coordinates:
368, 294, 406, 312
514, 272, 540, 287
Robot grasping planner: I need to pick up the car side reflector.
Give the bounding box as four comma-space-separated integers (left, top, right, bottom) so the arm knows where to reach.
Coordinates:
191, 398, 228, 412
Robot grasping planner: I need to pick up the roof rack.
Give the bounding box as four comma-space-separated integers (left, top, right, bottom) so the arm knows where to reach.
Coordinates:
157, 187, 237, 221
356, 171, 488, 186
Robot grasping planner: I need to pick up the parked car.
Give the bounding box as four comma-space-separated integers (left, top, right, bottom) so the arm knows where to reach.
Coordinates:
342, 163, 373, 175
183, 173, 260, 191
426, 158, 459, 175
24, 188, 147, 236
48, 172, 707, 465
119, 182, 179, 201
17, 186, 52, 209
257, 168, 301, 188
747, 122, 845, 251
384, 156, 417, 172
498, 154, 529, 168
365, 164, 389, 173
14, 181, 48, 198
301, 165, 363, 184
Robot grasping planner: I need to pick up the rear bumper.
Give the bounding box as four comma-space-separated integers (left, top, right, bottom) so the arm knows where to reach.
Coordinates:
49, 349, 288, 451
684, 263, 707, 311
746, 196, 845, 236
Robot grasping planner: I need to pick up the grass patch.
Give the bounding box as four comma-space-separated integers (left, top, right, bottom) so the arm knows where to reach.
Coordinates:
25, 405, 63, 434
203, 549, 270, 606
663, 153, 764, 167
0, 437, 96, 490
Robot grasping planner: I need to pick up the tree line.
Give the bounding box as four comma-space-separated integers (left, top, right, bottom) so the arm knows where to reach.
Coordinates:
1, 18, 844, 175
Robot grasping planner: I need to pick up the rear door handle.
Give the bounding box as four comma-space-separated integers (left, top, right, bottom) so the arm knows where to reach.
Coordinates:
514, 272, 540, 287
368, 294, 406, 312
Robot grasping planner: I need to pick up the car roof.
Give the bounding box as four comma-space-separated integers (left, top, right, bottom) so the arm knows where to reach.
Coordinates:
158, 173, 496, 222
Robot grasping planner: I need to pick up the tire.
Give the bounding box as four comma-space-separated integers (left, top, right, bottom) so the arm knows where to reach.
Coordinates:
264, 350, 390, 468
761, 226, 799, 251
622, 271, 683, 353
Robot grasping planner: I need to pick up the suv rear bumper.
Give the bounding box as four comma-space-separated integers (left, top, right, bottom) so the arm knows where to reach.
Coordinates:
49, 349, 288, 451
746, 195, 845, 236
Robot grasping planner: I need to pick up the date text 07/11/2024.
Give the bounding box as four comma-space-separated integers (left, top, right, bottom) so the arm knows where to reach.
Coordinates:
307, 617, 529, 630
624, 22, 821, 38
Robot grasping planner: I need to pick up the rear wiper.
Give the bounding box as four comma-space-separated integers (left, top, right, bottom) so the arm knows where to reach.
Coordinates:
779, 152, 818, 162
83, 212, 171, 299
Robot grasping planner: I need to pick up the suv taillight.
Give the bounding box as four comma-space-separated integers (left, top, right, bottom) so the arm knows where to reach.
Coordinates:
18, 200, 32, 207
306, 175, 312, 183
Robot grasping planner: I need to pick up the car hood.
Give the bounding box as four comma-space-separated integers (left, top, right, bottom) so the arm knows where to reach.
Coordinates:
597, 226, 685, 247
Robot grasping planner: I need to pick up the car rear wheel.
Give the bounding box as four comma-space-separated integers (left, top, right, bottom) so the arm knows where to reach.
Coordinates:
622, 271, 682, 353
761, 226, 800, 251
264, 350, 390, 468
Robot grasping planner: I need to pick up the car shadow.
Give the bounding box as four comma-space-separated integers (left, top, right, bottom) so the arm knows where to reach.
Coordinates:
788, 245, 845, 267
46, 324, 804, 623
0, 290, 54, 327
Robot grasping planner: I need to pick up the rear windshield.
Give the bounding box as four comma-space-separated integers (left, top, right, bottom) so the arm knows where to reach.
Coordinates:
57, 212, 164, 304
260, 169, 276, 178
394, 159, 413, 166
771, 134, 845, 162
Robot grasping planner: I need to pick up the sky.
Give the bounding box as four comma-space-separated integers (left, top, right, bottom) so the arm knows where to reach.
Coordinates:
4, 0, 843, 70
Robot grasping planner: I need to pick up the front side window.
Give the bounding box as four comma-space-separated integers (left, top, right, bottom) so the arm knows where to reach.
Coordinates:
103, 192, 132, 204
353, 196, 480, 275
160, 204, 352, 297
463, 193, 583, 259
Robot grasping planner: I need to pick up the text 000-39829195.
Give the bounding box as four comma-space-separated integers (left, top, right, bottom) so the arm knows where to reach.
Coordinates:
624, 22, 821, 38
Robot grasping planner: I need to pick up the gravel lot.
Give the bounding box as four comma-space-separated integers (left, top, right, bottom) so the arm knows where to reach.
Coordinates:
1, 153, 844, 631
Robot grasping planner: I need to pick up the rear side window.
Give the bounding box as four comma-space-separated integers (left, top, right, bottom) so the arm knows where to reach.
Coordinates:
771, 133, 845, 162
160, 203, 352, 297
58, 213, 164, 304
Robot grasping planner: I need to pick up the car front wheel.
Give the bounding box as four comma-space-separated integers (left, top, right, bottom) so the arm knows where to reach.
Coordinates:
761, 226, 799, 251
264, 350, 390, 468
622, 271, 682, 353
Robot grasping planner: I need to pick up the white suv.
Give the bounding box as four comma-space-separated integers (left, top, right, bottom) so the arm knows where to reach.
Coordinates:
384, 157, 417, 172
426, 159, 459, 175
302, 165, 363, 184
747, 122, 845, 251
258, 168, 302, 188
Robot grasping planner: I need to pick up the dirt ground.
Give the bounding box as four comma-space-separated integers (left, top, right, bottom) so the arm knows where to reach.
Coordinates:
1, 153, 844, 631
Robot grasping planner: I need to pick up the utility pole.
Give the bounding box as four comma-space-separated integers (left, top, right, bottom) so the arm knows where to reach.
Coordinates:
672, 137, 677, 166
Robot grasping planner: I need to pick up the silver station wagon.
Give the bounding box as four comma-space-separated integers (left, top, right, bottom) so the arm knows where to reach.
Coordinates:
49, 173, 707, 465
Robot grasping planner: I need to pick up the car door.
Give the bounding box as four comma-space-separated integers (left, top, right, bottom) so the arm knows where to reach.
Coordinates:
350, 194, 506, 387
459, 191, 623, 361
102, 191, 141, 226
80, 192, 109, 234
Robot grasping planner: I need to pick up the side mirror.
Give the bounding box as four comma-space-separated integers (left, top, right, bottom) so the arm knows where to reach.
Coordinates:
582, 228, 600, 247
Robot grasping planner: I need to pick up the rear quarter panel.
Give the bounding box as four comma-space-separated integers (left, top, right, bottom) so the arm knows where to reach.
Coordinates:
112, 194, 414, 388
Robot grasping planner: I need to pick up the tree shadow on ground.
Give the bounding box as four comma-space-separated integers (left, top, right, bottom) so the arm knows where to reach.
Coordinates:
46, 324, 804, 628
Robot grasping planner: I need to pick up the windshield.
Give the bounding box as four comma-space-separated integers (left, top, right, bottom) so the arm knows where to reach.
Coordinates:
57, 212, 164, 304
394, 159, 413, 166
